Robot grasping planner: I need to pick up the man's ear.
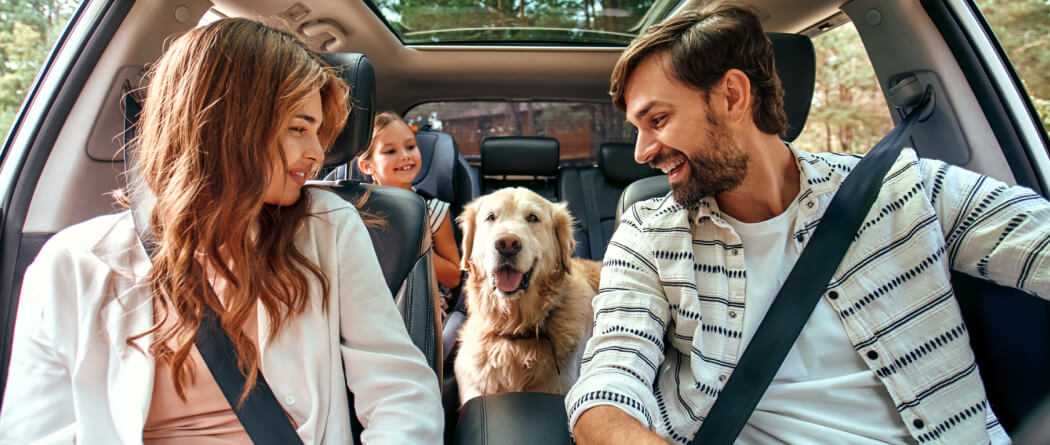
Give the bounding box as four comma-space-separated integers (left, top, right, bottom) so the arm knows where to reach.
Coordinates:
357, 157, 374, 176
721, 68, 752, 124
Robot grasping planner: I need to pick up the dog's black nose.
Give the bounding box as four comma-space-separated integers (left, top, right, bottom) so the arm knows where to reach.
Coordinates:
495, 234, 521, 256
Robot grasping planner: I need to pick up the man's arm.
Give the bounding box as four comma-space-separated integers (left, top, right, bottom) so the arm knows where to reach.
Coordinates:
565, 204, 671, 441
921, 157, 1050, 297
574, 406, 668, 445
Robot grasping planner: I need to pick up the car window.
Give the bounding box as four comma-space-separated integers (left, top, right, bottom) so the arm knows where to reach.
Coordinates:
0, 1, 82, 144
973, 0, 1050, 138
404, 101, 635, 165
793, 21, 893, 155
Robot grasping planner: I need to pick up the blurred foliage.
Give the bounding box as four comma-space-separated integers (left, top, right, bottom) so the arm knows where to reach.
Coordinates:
977, 0, 1050, 132
797, 0, 1050, 154
794, 22, 893, 154
370, 0, 655, 44
0, 0, 79, 144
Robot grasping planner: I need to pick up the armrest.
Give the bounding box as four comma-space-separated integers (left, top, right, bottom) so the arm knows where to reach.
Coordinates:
453, 392, 572, 445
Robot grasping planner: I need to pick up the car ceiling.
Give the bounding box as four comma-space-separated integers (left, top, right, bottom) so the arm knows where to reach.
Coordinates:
209, 0, 846, 112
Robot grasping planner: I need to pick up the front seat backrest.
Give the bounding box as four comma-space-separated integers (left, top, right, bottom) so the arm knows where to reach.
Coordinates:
317, 53, 442, 381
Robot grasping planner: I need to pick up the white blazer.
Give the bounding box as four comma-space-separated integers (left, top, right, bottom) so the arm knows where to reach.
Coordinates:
0, 189, 443, 444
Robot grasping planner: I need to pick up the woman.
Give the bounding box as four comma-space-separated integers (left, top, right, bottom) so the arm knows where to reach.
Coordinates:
0, 18, 442, 444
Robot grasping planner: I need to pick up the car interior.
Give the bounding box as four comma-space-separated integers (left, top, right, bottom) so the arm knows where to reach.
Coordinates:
0, 0, 1048, 443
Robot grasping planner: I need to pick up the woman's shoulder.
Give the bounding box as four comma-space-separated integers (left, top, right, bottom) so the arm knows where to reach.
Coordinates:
42, 211, 139, 261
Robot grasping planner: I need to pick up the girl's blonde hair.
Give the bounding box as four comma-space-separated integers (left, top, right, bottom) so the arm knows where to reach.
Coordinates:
130, 18, 349, 402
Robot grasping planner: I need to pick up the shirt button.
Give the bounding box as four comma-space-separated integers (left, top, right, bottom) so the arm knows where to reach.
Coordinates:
828, 291, 839, 300
718, 374, 727, 382
866, 350, 879, 360
913, 418, 925, 429
730, 249, 740, 256
729, 311, 738, 318
795, 233, 805, 243
285, 395, 296, 405
806, 201, 815, 209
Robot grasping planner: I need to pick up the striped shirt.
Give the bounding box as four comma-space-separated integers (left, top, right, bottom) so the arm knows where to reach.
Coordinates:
565, 146, 1049, 444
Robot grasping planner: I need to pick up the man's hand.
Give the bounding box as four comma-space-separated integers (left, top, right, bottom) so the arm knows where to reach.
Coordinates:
573, 405, 668, 444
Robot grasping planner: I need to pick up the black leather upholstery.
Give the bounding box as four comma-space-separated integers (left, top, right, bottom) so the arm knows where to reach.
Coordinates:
481, 137, 560, 200
561, 143, 661, 260
453, 392, 572, 445
318, 54, 442, 381
319, 53, 376, 165
767, 33, 815, 142
481, 137, 559, 176
599, 142, 660, 185
615, 175, 670, 228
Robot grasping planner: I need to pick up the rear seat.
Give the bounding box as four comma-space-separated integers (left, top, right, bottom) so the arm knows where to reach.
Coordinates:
480, 136, 560, 201
561, 142, 659, 260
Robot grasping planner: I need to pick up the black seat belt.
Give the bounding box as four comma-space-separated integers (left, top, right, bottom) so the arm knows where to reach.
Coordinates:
691, 87, 934, 445
122, 95, 304, 445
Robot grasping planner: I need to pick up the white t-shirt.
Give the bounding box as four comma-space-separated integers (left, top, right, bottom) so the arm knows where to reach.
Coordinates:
723, 200, 916, 444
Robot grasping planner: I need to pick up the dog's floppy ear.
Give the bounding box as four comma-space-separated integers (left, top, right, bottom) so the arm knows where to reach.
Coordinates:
457, 199, 479, 275
552, 202, 576, 274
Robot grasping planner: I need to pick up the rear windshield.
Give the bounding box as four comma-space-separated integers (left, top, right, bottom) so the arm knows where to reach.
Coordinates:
404, 101, 635, 165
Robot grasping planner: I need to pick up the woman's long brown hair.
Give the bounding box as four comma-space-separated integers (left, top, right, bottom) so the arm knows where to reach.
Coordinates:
130, 18, 350, 402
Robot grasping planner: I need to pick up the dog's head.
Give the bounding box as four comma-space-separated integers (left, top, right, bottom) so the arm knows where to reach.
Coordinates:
458, 187, 576, 299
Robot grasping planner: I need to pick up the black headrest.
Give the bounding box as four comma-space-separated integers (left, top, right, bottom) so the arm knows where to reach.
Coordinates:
767, 33, 815, 142
599, 142, 659, 185
320, 53, 375, 166
481, 137, 559, 176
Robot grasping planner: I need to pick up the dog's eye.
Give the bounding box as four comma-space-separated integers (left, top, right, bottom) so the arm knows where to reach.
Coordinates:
526, 213, 539, 223
485, 212, 496, 222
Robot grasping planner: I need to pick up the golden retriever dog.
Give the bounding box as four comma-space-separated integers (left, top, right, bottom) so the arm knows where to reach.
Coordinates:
454, 187, 601, 404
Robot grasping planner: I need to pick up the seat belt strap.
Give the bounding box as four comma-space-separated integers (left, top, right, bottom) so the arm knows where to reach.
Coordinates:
690, 88, 934, 445
122, 94, 304, 445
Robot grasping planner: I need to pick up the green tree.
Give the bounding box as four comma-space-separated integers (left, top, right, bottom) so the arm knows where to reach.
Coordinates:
0, 0, 79, 143
976, 0, 1050, 134
794, 23, 893, 154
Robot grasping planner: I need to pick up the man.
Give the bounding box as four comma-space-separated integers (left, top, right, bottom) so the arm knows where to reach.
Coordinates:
565, 3, 1048, 444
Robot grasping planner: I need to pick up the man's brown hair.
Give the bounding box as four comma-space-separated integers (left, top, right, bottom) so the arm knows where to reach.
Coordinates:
609, 2, 788, 136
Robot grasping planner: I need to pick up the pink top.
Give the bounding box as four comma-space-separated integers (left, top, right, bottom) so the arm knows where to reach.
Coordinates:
143, 295, 263, 444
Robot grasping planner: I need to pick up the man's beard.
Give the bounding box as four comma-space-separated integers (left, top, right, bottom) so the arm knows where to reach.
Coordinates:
652, 118, 749, 208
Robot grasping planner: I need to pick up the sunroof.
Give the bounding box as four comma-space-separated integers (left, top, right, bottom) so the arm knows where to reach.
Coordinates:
366, 0, 678, 46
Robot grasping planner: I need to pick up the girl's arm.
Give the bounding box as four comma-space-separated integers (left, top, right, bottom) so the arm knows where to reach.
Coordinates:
432, 214, 461, 289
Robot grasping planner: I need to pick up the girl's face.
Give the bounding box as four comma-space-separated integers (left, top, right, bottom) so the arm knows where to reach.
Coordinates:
359, 120, 421, 189
263, 89, 324, 206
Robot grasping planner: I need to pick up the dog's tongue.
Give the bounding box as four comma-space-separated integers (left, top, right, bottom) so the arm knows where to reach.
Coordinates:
495, 267, 523, 293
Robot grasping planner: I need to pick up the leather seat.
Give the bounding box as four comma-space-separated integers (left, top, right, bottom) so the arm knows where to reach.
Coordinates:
316, 53, 442, 383
561, 142, 659, 260
480, 136, 560, 201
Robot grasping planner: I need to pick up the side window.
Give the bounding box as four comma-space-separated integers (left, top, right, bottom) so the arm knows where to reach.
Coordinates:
974, 0, 1050, 138
0, 1, 82, 143
404, 101, 634, 165
794, 22, 893, 155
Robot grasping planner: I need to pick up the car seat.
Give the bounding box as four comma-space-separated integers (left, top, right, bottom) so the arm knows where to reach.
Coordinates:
480, 136, 560, 201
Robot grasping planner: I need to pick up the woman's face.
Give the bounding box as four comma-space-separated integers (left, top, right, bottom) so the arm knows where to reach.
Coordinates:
263, 89, 324, 206
359, 120, 421, 189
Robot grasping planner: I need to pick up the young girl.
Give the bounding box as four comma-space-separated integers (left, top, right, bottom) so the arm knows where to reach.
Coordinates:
0, 19, 442, 443
357, 112, 461, 315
